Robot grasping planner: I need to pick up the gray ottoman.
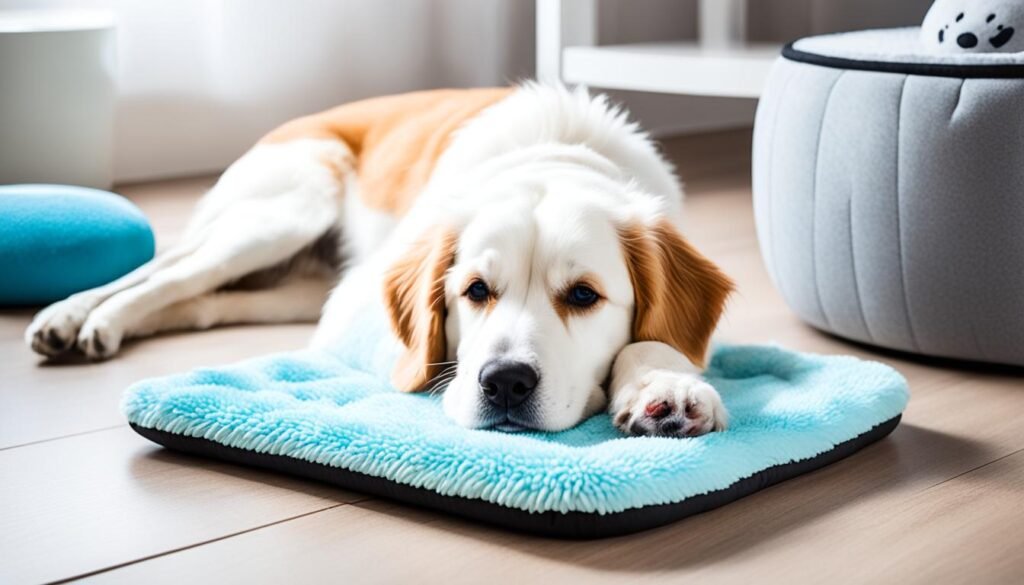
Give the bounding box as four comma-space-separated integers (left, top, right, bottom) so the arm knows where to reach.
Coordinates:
752, 28, 1024, 366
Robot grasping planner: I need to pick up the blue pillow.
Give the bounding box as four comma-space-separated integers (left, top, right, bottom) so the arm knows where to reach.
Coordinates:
0, 184, 155, 305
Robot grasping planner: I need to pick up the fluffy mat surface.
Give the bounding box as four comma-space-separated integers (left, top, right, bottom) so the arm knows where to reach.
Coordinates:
124, 322, 908, 530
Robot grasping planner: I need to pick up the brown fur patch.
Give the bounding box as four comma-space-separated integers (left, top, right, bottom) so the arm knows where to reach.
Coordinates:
382, 226, 459, 392
618, 220, 734, 367
262, 88, 512, 216
318, 151, 352, 185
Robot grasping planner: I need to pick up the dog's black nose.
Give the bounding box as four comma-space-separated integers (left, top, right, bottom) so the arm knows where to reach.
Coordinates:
957, 32, 979, 48
479, 360, 538, 409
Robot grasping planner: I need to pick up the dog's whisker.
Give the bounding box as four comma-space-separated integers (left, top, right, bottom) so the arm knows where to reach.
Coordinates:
426, 374, 457, 396
423, 364, 459, 396
425, 360, 457, 368
433, 372, 457, 386
419, 364, 459, 397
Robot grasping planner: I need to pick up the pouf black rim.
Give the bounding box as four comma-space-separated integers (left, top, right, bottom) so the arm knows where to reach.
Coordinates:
782, 41, 1024, 79
131, 415, 901, 540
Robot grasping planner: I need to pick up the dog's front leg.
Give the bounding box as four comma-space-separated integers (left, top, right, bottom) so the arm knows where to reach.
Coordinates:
608, 341, 728, 437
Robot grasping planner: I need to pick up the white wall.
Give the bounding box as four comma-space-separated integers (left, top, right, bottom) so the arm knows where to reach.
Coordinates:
0, 0, 934, 182
1, 0, 539, 182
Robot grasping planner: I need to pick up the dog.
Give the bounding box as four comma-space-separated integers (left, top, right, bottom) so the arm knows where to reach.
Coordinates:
26, 84, 734, 437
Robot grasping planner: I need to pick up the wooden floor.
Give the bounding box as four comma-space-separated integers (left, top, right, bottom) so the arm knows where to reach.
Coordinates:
2, 130, 1022, 584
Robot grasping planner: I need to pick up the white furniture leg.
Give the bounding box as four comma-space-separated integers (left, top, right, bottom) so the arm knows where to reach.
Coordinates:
699, 0, 747, 50
536, 0, 597, 84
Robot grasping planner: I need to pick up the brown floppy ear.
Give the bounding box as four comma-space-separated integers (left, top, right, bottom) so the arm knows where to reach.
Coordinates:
618, 219, 734, 367
383, 226, 458, 392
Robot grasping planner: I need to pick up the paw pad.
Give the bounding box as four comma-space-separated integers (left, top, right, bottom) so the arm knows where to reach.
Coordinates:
644, 401, 671, 419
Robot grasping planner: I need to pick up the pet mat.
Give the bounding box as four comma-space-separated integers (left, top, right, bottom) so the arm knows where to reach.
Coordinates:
124, 321, 908, 539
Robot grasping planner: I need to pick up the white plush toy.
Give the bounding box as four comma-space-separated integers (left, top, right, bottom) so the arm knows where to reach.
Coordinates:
921, 0, 1024, 53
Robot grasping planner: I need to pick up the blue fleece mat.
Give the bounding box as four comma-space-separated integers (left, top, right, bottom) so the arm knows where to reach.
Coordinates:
122, 321, 909, 518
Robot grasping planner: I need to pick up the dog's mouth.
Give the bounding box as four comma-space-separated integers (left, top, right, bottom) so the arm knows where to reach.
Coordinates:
482, 411, 540, 433
490, 421, 530, 433
476, 392, 543, 432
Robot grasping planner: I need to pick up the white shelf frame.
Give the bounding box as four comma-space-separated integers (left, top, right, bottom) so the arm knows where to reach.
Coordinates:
536, 0, 779, 99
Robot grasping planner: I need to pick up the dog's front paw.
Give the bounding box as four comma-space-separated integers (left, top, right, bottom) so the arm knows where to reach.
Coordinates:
25, 297, 93, 357
77, 314, 124, 360
612, 371, 728, 438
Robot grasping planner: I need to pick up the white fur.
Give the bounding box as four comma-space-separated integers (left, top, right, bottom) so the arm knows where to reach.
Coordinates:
26, 84, 727, 437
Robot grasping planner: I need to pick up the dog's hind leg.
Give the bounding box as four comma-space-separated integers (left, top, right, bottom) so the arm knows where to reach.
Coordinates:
26, 140, 349, 360
126, 276, 331, 339
76, 195, 338, 359
69, 140, 347, 359
26, 239, 200, 356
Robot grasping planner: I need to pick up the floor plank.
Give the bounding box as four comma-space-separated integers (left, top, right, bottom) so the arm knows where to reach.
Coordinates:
0, 322, 315, 449
855, 449, 1024, 584
78, 450, 1024, 585
0, 426, 362, 584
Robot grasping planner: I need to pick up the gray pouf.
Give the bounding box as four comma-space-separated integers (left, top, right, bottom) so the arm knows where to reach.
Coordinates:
752, 28, 1024, 366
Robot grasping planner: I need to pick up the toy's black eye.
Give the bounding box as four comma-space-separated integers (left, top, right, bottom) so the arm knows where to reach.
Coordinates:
465, 280, 490, 303
566, 284, 599, 307
956, 12, 965, 22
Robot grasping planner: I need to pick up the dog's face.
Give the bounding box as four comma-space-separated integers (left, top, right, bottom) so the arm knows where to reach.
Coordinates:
383, 181, 732, 432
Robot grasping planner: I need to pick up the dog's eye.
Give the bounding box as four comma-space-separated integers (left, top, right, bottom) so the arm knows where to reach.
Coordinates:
566, 284, 599, 307
464, 280, 491, 303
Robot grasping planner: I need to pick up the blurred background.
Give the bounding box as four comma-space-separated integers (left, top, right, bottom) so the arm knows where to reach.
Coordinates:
0, 0, 931, 184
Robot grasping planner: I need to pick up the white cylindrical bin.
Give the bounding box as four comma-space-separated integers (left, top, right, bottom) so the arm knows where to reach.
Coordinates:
0, 11, 116, 189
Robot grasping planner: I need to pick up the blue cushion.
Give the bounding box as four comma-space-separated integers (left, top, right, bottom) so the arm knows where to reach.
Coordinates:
123, 312, 909, 537
0, 184, 155, 305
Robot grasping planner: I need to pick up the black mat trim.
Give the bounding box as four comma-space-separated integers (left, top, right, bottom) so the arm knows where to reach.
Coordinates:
131, 415, 900, 539
783, 42, 1024, 79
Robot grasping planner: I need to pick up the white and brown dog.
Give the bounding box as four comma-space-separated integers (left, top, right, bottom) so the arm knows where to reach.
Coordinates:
26, 84, 733, 437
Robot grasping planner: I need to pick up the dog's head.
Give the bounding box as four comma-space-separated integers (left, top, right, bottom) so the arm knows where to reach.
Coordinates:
383, 178, 732, 432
